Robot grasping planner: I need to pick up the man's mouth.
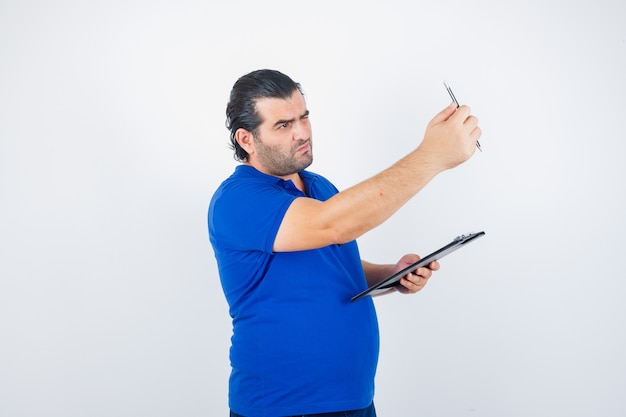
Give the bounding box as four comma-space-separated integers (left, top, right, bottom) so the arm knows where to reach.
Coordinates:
295, 140, 310, 153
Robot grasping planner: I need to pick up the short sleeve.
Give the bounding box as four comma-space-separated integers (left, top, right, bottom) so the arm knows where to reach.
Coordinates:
209, 177, 298, 254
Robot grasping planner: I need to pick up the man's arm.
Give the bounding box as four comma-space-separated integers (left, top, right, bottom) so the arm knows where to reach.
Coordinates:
274, 103, 481, 252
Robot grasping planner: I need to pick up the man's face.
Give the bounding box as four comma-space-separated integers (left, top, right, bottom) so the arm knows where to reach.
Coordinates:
249, 90, 313, 177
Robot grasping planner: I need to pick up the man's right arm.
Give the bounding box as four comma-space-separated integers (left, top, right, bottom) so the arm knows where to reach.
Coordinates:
273, 103, 482, 252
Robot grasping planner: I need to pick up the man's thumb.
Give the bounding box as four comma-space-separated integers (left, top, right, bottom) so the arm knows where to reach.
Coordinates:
429, 102, 457, 126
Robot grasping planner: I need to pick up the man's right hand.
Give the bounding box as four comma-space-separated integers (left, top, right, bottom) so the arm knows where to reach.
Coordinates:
418, 102, 482, 172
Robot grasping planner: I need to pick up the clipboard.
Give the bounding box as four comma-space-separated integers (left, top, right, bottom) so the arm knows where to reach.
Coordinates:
351, 231, 485, 302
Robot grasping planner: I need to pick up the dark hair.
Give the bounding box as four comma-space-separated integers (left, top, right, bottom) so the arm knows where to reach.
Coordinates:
225, 69, 304, 161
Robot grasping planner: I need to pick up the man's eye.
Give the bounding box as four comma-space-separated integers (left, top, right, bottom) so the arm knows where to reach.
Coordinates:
279, 122, 289, 129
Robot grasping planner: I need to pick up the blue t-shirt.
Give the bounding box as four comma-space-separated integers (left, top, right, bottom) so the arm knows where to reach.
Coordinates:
208, 165, 380, 417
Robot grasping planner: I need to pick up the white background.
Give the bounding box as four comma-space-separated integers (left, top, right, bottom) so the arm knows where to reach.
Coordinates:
1, 1, 625, 416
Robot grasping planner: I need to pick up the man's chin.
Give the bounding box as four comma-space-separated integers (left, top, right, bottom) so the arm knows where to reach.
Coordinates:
300, 155, 313, 170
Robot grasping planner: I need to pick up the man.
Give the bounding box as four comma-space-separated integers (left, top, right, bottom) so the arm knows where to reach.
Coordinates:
208, 69, 481, 417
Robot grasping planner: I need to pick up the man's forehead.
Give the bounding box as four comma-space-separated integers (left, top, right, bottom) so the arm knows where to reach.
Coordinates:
254, 91, 306, 120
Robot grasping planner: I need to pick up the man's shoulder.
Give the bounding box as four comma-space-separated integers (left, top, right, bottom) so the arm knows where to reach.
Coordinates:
216, 165, 281, 192
211, 165, 296, 210
300, 169, 339, 198
225, 164, 279, 182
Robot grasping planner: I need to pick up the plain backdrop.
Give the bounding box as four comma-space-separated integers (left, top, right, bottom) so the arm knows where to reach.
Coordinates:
1, 0, 625, 416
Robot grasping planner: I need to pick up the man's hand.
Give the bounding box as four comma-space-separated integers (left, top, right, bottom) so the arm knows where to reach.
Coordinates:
418, 102, 482, 172
393, 254, 440, 294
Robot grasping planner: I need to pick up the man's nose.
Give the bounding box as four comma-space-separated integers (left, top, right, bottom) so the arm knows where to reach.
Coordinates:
293, 120, 309, 140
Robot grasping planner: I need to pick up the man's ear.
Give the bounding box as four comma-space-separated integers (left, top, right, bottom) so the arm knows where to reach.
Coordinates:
235, 128, 254, 156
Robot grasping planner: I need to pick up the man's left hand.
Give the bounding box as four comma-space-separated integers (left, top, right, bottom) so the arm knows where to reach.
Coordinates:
392, 254, 440, 294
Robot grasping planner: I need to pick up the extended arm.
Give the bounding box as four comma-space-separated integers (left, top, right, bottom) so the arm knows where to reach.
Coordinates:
273, 103, 481, 252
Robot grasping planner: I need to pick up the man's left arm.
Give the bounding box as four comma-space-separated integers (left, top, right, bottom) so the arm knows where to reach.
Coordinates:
361, 256, 440, 296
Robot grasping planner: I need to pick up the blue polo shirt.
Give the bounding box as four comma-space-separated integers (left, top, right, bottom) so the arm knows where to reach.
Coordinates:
208, 165, 379, 417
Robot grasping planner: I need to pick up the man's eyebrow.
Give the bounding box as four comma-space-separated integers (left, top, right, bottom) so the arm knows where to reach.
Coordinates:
272, 117, 295, 128
272, 110, 310, 128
